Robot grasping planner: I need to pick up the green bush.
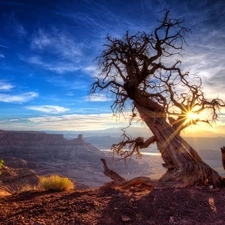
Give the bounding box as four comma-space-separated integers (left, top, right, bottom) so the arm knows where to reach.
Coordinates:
0, 159, 4, 175
39, 175, 74, 191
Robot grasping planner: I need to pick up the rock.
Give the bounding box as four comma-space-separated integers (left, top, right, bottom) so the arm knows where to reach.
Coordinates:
0, 189, 11, 196
0, 166, 39, 193
169, 216, 175, 224
32, 221, 46, 225
121, 215, 132, 222
0, 130, 104, 161
1, 157, 38, 169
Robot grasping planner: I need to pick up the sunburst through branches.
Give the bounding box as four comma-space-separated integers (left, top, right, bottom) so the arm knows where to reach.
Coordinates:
186, 111, 199, 123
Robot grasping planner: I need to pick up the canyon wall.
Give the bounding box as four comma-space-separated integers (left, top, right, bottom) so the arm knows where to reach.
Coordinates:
0, 130, 157, 189
0, 130, 103, 161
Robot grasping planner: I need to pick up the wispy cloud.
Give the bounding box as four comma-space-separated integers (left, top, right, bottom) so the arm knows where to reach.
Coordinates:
26, 113, 128, 130
0, 92, 38, 103
0, 80, 38, 103
86, 93, 113, 102
31, 28, 83, 59
65, 2, 150, 39
0, 44, 9, 49
46, 75, 88, 90
21, 27, 88, 74
4, 13, 27, 38
0, 113, 124, 131
180, 42, 225, 100
84, 65, 100, 78
66, 92, 74, 97
0, 81, 14, 91
29, 28, 85, 70
0, 53, 5, 59
24, 55, 81, 74
26, 105, 70, 114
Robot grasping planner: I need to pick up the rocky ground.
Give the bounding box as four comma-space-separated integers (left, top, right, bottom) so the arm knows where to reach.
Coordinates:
1, 130, 225, 224
1, 184, 225, 225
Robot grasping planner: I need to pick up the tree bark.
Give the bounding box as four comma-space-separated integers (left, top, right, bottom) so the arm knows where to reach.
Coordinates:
135, 103, 222, 188
100, 159, 126, 184
100, 158, 158, 189
221, 147, 225, 170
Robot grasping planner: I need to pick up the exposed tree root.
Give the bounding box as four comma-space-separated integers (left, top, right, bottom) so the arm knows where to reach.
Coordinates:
159, 162, 223, 188
100, 159, 126, 184
100, 158, 158, 189
100, 158, 225, 190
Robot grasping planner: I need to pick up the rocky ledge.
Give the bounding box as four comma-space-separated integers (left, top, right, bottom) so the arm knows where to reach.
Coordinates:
0, 166, 39, 193
0, 130, 103, 161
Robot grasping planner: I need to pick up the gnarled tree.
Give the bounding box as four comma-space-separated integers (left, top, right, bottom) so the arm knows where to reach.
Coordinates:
91, 11, 225, 188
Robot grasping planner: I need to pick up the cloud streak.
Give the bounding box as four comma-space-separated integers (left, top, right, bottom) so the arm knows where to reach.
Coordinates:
31, 28, 83, 60
24, 55, 81, 74
4, 13, 27, 38
21, 28, 89, 74
26, 105, 70, 114
0, 92, 38, 103
0, 81, 14, 91
0, 113, 131, 131
0, 80, 38, 103
26, 113, 129, 130
86, 93, 113, 102
0, 110, 222, 133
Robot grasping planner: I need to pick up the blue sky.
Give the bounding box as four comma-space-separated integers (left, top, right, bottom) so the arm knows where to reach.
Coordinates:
0, 0, 225, 133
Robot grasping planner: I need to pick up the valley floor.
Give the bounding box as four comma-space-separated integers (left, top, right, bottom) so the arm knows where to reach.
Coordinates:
1, 185, 225, 225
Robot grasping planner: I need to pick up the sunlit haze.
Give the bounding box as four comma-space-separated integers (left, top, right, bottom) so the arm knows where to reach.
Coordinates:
0, 0, 225, 135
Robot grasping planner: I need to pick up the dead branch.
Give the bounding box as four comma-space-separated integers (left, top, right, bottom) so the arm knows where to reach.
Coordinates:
100, 158, 126, 184
140, 136, 156, 148
111, 131, 156, 161
100, 158, 158, 189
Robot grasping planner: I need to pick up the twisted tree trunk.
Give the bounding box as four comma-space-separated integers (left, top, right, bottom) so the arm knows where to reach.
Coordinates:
221, 147, 225, 170
135, 104, 222, 188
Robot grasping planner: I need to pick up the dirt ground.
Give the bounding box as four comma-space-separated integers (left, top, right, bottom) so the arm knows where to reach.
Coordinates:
1, 185, 225, 225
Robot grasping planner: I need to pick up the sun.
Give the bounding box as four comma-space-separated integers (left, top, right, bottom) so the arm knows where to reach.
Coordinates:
186, 111, 199, 123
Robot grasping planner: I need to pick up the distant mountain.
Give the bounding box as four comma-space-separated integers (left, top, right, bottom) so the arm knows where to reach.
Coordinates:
84, 135, 225, 151
44, 126, 152, 139
181, 129, 225, 138
184, 136, 225, 151
44, 126, 225, 140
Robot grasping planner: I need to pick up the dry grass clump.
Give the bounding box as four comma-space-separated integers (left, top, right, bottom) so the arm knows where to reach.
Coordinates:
0, 190, 11, 198
39, 175, 74, 191
18, 184, 37, 193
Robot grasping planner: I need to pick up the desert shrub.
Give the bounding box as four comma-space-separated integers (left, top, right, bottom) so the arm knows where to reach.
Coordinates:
18, 184, 37, 193
0, 159, 4, 175
39, 175, 74, 191
0, 190, 11, 198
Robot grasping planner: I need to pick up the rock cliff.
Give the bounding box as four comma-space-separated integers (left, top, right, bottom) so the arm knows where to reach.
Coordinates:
0, 130, 103, 161
0, 166, 39, 193
0, 130, 157, 188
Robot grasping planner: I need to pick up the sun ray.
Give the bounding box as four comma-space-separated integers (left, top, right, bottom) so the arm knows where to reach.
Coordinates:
186, 112, 199, 123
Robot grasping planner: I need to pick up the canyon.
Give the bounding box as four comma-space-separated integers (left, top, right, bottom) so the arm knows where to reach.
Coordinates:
0, 130, 160, 191
1, 129, 223, 192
